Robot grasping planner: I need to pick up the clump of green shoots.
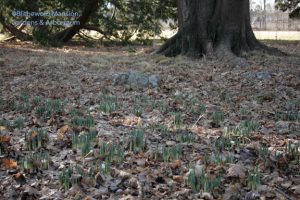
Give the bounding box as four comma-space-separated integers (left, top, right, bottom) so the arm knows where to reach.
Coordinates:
220, 91, 231, 103
98, 158, 112, 175
59, 164, 93, 191
14, 117, 25, 129
258, 144, 270, 165
45, 99, 63, 115
59, 167, 73, 190
0, 98, 5, 108
35, 99, 63, 118
187, 167, 222, 192
72, 129, 98, 156
32, 96, 42, 106
133, 95, 149, 107
0, 144, 4, 156
68, 108, 82, 117
128, 129, 146, 153
25, 128, 47, 150
15, 102, 31, 112
72, 116, 95, 128
149, 123, 169, 136
0, 134, 6, 156
173, 112, 183, 129
275, 111, 300, 121
214, 136, 233, 152
285, 140, 300, 163
185, 99, 206, 115
99, 142, 125, 164
162, 144, 182, 162
0, 119, 11, 128
151, 100, 169, 113
133, 105, 143, 117
176, 132, 195, 144
99, 94, 120, 114
211, 152, 234, 165
223, 120, 259, 144
35, 106, 46, 118
240, 107, 252, 120
19, 150, 49, 173
247, 167, 261, 191
147, 144, 161, 161
14, 93, 31, 112
212, 111, 225, 127
239, 120, 259, 134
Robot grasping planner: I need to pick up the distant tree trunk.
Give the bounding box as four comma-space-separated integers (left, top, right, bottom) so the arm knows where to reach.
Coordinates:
0, 14, 32, 41
263, 0, 267, 29
54, 0, 100, 43
158, 0, 280, 66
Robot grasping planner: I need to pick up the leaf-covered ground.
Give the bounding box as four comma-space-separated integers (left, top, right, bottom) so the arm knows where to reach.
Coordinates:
0, 41, 299, 200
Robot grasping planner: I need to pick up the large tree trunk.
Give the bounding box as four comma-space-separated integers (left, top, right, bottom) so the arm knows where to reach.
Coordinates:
157, 0, 278, 66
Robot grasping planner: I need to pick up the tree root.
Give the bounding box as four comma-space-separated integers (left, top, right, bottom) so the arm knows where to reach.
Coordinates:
157, 32, 286, 67
156, 33, 181, 57
216, 45, 249, 67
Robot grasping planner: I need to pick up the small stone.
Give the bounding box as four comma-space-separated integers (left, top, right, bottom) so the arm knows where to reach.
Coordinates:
242, 71, 272, 81
276, 121, 290, 134
256, 72, 272, 80
291, 185, 300, 195
244, 191, 260, 200
166, 141, 176, 146
113, 71, 161, 88
116, 189, 123, 194
148, 75, 161, 87
202, 192, 213, 200
135, 159, 146, 167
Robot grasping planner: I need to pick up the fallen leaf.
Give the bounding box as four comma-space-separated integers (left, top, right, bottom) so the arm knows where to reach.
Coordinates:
191, 126, 204, 135
169, 160, 181, 169
123, 116, 142, 126
0, 135, 11, 142
59, 125, 70, 134
0, 126, 7, 131
57, 125, 70, 140
227, 164, 246, 179
173, 175, 183, 183
1, 158, 18, 169
30, 131, 38, 140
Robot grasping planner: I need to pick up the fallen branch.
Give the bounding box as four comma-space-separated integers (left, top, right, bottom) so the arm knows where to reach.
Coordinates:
192, 114, 205, 129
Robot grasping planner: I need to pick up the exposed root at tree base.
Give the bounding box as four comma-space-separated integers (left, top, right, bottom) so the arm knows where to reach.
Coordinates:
156, 34, 250, 68
215, 45, 249, 68
156, 33, 288, 67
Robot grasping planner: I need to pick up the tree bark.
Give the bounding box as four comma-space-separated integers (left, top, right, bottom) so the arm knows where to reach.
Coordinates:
54, 0, 100, 43
158, 0, 280, 66
0, 14, 32, 41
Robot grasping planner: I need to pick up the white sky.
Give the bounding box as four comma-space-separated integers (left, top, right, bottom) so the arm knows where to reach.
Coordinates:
251, 0, 275, 8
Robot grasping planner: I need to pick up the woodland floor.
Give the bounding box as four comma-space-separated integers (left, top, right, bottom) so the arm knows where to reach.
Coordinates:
0, 40, 300, 200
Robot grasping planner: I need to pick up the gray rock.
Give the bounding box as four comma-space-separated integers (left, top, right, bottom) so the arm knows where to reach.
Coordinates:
244, 191, 260, 200
284, 100, 299, 111
242, 71, 272, 80
276, 121, 290, 134
113, 71, 161, 88
148, 75, 160, 87
256, 71, 272, 79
